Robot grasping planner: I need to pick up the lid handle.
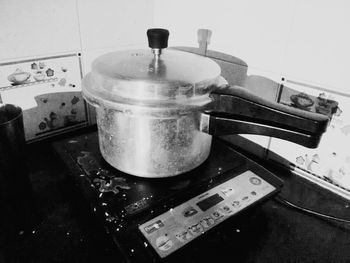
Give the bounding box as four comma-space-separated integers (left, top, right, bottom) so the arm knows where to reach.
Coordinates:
147, 28, 169, 54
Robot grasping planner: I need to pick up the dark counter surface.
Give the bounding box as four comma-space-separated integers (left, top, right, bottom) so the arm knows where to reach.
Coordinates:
1, 127, 350, 263
1, 128, 123, 263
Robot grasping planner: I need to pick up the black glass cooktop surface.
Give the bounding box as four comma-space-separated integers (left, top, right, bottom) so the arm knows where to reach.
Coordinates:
54, 131, 283, 262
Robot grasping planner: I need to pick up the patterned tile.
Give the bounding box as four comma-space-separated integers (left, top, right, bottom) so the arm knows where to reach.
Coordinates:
0, 54, 88, 142
268, 80, 350, 194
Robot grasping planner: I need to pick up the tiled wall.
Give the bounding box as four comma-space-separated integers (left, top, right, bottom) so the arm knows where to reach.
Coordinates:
0, 0, 154, 71
268, 81, 350, 198
0, 54, 88, 142
282, 0, 350, 95
0, 0, 81, 61
219, 58, 350, 198
1, 1, 349, 196
153, 0, 350, 96
1, 0, 154, 136
174, 40, 349, 199
155, 0, 350, 198
76, 0, 154, 73
154, 0, 294, 73
220, 58, 350, 199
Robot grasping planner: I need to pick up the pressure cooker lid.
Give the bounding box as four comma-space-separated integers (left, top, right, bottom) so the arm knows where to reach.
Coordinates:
82, 29, 222, 104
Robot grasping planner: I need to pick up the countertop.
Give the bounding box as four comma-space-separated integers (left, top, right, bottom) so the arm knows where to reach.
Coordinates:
1, 127, 350, 263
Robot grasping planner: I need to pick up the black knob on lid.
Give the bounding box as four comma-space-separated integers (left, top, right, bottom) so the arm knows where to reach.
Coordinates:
147, 28, 169, 49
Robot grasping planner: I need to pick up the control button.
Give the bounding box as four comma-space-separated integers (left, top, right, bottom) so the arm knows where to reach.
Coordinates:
211, 210, 224, 221
221, 187, 235, 197
182, 206, 198, 218
189, 223, 204, 235
231, 200, 241, 209
144, 220, 164, 234
220, 204, 233, 215
249, 177, 262, 185
156, 235, 173, 251
200, 216, 215, 228
251, 191, 257, 196
175, 230, 193, 243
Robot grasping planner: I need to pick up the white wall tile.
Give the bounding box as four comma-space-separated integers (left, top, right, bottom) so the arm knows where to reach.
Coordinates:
268, 83, 350, 190
0, 54, 88, 141
154, 0, 295, 73
283, 0, 350, 95
77, 0, 154, 51
80, 44, 146, 76
244, 67, 281, 101
0, 0, 81, 61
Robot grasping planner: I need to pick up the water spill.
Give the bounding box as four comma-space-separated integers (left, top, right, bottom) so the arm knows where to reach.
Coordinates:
77, 151, 101, 175
93, 177, 131, 194
105, 214, 119, 223
77, 152, 132, 195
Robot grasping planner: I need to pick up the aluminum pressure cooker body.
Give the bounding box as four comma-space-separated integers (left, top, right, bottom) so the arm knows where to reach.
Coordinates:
82, 29, 330, 178
82, 30, 224, 178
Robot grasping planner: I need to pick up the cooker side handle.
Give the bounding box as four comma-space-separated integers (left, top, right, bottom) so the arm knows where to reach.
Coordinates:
200, 85, 330, 148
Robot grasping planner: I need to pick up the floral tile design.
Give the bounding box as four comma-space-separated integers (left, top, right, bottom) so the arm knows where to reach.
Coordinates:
0, 54, 89, 142
268, 80, 350, 196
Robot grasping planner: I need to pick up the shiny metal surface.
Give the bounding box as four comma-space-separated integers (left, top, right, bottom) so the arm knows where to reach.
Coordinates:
82, 44, 222, 177
85, 49, 221, 102
0, 104, 25, 167
82, 49, 221, 177
81, 30, 329, 178
96, 105, 212, 178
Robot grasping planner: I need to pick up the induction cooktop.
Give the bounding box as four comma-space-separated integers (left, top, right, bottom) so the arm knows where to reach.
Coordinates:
53, 131, 283, 262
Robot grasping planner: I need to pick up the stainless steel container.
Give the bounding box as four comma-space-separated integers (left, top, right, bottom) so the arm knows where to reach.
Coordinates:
0, 104, 25, 165
82, 29, 329, 178
0, 104, 35, 234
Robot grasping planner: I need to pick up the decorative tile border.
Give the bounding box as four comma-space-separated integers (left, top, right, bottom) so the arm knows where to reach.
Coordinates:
268, 79, 350, 199
0, 53, 89, 142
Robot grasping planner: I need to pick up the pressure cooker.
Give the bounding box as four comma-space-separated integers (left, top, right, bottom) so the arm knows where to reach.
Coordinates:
82, 28, 329, 178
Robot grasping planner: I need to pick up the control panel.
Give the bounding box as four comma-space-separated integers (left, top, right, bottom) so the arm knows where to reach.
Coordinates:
139, 170, 276, 258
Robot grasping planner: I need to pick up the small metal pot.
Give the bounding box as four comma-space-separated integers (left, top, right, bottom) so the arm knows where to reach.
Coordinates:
0, 104, 25, 164
82, 29, 329, 178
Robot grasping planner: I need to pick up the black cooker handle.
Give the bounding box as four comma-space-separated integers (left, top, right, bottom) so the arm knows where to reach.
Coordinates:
200, 85, 330, 148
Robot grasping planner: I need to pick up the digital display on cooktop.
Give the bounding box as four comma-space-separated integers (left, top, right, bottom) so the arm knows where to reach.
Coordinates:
196, 193, 224, 211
